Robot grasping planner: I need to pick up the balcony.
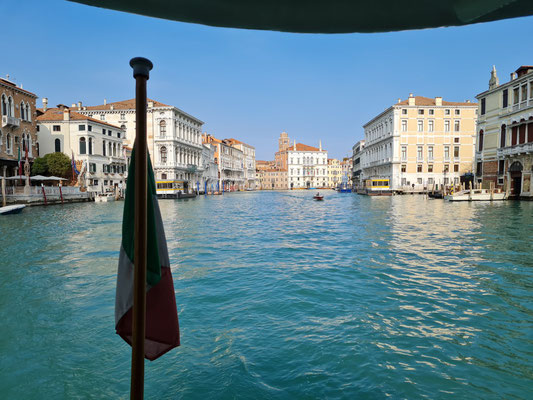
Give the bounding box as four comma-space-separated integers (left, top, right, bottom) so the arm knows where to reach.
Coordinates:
497, 142, 533, 157
186, 164, 197, 173
2, 115, 20, 128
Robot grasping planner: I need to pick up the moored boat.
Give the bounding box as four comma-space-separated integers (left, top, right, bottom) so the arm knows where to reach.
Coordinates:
0, 204, 25, 215
94, 193, 115, 203
444, 188, 507, 201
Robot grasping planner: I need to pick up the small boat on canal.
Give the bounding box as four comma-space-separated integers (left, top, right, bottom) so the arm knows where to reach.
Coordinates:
313, 193, 324, 201
444, 188, 507, 201
0, 204, 25, 215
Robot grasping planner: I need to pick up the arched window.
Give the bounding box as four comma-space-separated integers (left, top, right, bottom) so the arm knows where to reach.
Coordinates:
7, 96, 14, 117
1, 95, 7, 116
79, 137, 86, 154
88, 138, 93, 155
6, 133, 11, 152
102, 140, 106, 156
26, 103, 31, 122
160, 146, 167, 164
55, 138, 61, 152
108, 142, 112, 156
113, 143, 116, 157
36, 142, 39, 157
120, 125, 126, 138
22, 134, 27, 152
478, 130, 484, 152
20, 102, 25, 120
500, 125, 506, 148
160, 120, 166, 137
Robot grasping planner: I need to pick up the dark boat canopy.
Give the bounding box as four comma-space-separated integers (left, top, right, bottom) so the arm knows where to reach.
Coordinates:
68, 0, 533, 34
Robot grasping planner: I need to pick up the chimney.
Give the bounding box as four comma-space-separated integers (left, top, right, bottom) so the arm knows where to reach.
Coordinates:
397, 98, 401, 103
319, 140, 322, 151
435, 97, 442, 106
104, 98, 107, 105
63, 108, 70, 121
293, 141, 296, 151
42, 98, 48, 111
110, 105, 114, 110
466, 100, 471, 103
148, 101, 154, 108
510, 72, 517, 81
71, 103, 76, 108
78, 101, 82, 110
408, 93, 415, 106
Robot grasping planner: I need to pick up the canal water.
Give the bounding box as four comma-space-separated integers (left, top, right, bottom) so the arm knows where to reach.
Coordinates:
0, 192, 531, 399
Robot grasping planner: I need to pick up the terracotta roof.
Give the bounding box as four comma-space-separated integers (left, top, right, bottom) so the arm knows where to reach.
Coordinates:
83, 98, 170, 111
36, 107, 123, 129
0, 78, 38, 98
289, 143, 324, 152
396, 96, 476, 107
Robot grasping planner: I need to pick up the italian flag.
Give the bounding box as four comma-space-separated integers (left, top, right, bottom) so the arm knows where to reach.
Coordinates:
115, 148, 180, 360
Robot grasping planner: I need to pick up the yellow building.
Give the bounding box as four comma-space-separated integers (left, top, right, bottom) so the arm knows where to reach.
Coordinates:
362, 94, 477, 191
475, 65, 533, 198
328, 158, 341, 188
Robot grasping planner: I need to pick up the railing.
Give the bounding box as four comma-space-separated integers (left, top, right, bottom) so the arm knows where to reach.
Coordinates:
497, 142, 533, 157
1, 115, 20, 128
5, 186, 83, 196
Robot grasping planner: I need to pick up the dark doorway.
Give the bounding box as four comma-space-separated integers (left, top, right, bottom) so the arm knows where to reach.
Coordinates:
509, 161, 523, 197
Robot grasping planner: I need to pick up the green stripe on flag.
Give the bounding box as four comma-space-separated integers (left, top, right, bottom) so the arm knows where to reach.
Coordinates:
122, 147, 162, 287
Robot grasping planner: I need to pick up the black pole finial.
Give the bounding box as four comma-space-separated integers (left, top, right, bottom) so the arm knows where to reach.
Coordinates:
130, 57, 153, 79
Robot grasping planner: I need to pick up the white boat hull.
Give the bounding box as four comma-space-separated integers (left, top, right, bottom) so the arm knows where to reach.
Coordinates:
445, 190, 506, 201
0, 204, 26, 215
95, 195, 116, 203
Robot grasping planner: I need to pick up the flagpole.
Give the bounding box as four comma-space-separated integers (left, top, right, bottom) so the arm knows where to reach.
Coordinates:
129, 56, 153, 400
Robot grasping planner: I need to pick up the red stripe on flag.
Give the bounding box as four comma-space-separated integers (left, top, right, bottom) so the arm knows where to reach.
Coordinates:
116, 267, 180, 361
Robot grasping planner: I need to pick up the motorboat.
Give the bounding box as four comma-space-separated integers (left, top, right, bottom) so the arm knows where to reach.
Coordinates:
95, 193, 116, 203
0, 204, 25, 215
313, 194, 324, 201
444, 188, 507, 201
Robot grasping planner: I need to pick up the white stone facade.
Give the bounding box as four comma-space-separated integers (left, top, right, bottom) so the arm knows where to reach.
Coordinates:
287, 143, 328, 189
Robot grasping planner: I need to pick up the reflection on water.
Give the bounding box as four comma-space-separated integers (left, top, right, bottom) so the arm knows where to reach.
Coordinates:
0, 193, 531, 399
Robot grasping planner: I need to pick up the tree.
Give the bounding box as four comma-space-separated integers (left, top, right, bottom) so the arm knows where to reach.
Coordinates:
32, 156, 48, 175
46, 152, 71, 177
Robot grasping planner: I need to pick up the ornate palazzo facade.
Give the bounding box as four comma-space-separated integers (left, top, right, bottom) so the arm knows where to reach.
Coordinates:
77, 98, 204, 190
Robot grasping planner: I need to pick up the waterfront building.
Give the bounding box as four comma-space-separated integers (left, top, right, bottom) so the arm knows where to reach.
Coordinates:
361, 94, 477, 191
203, 134, 245, 191
475, 65, 533, 198
36, 103, 127, 192
258, 168, 288, 190
274, 131, 291, 169
76, 98, 204, 191
351, 140, 365, 188
328, 158, 342, 188
0, 77, 38, 179
225, 138, 256, 189
287, 141, 328, 189
341, 157, 353, 185
201, 142, 218, 191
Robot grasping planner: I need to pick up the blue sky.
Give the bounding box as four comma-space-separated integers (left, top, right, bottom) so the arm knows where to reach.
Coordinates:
3, 1, 533, 159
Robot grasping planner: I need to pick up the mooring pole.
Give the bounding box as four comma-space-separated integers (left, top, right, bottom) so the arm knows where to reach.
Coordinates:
129, 56, 153, 400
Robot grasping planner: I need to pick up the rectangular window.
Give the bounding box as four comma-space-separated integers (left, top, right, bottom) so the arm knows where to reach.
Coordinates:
481, 98, 486, 115
103, 128, 106, 134
444, 164, 449, 173
417, 165, 422, 173
53, 125, 60, 132
417, 146, 423, 160
503, 89, 508, 107
428, 177, 434, 184
428, 120, 434, 132
498, 160, 505, 175
79, 125, 85, 131
444, 146, 450, 160
401, 178, 407, 185
401, 120, 407, 132
417, 178, 423, 184
428, 165, 433, 173
100, 114, 105, 120
36, 125, 40, 132
445, 109, 451, 115
108, 130, 112, 136
429, 109, 434, 115
428, 146, 434, 160
476, 162, 482, 176
401, 146, 407, 161
521, 84, 527, 101
417, 120, 423, 132
455, 109, 460, 115
513, 88, 519, 104
454, 164, 459, 172
454, 146, 460, 158
402, 109, 407, 115
88, 125, 92, 131
454, 120, 460, 132
418, 109, 424, 115
120, 113, 125, 120
401, 165, 406, 173
445, 120, 450, 132
454, 137, 460, 143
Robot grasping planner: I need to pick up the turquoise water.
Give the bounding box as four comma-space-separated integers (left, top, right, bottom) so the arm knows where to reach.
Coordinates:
0, 192, 532, 399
